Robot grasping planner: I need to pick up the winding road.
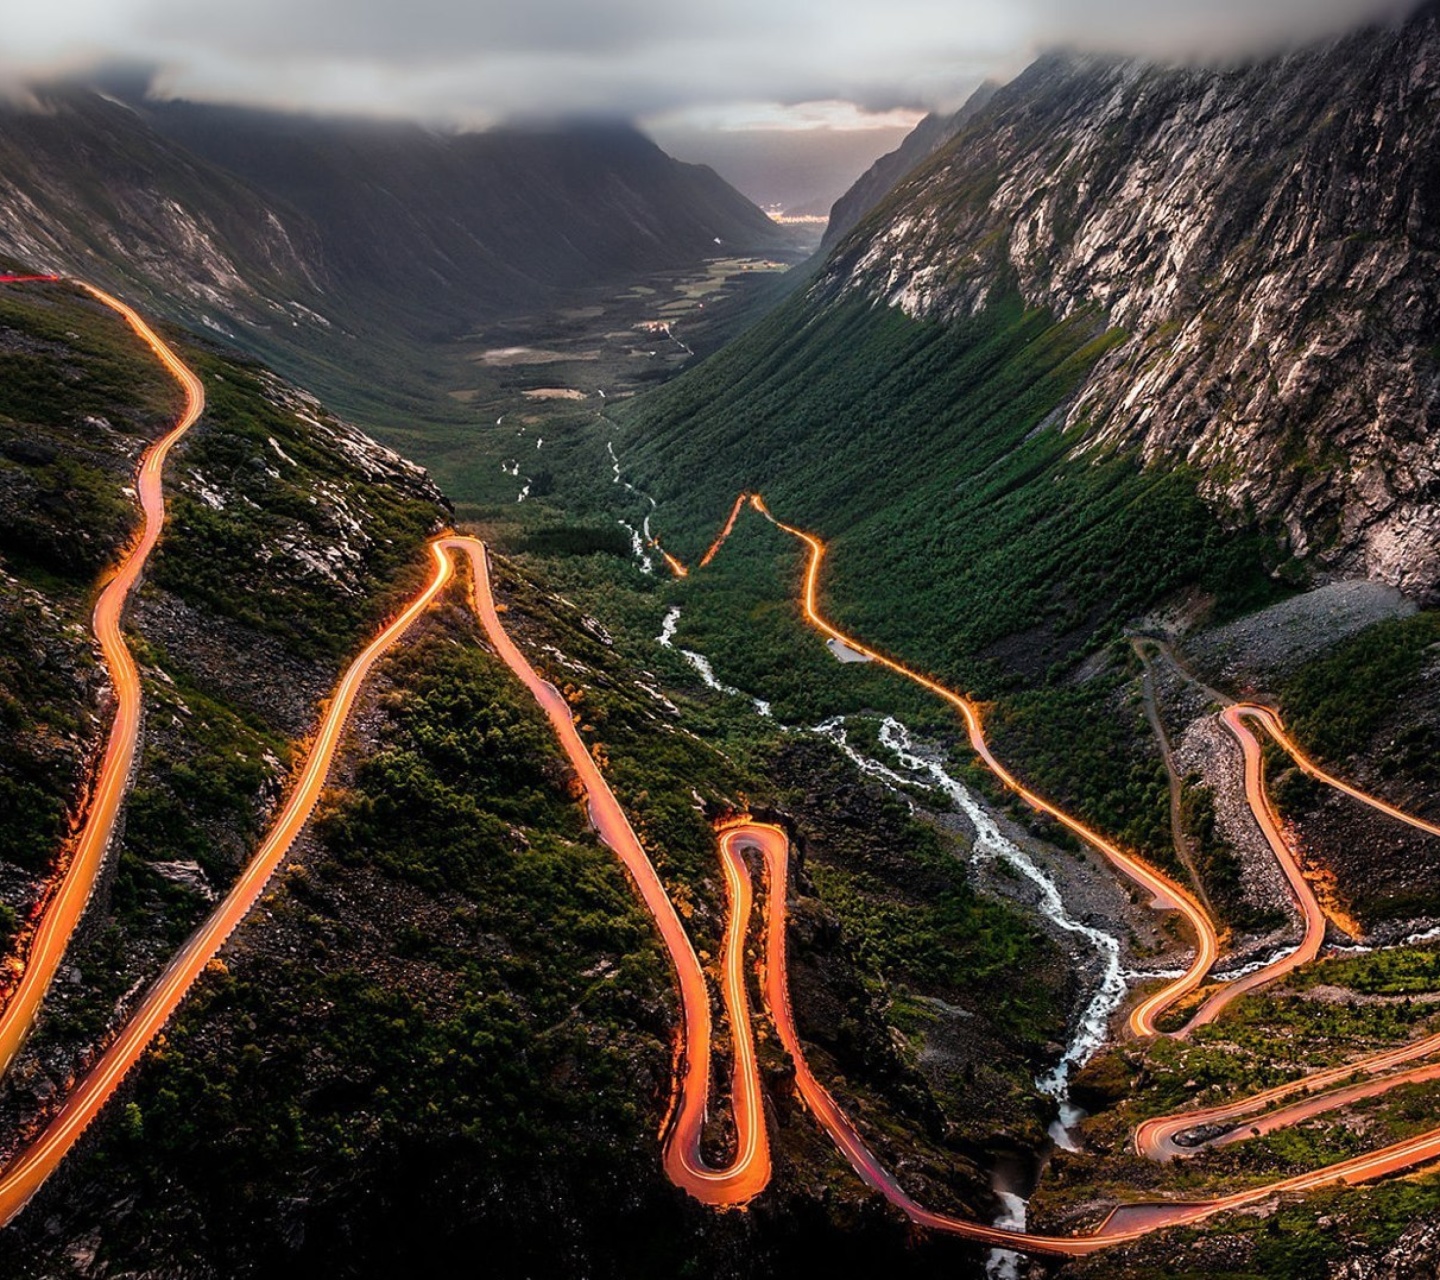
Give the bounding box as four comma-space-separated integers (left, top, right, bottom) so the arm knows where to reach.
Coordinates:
647, 493, 1440, 1253
445, 537, 769, 1205
0, 279, 204, 1079
4, 278, 1440, 1260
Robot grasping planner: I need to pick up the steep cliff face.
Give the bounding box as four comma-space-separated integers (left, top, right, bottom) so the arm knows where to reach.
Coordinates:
0, 92, 325, 334
825, 2, 1440, 598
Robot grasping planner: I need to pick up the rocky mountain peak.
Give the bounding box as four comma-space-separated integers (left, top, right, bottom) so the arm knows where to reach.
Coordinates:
823, 3, 1440, 599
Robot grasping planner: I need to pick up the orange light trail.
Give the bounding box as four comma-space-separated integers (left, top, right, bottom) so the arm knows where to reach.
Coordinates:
743, 495, 1214, 1038
445, 537, 768, 1205
1247, 704, 1440, 840
2, 283, 1437, 1254
1180, 705, 1329, 1029
724, 807, 1440, 1257
0, 542, 455, 1227
699, 493, 748, 568
688, 498, 1440, 1255
0, 278, 204, 1080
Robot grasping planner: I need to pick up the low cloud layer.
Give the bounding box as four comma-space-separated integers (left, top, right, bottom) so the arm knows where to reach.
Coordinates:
4, 0, 1420, 123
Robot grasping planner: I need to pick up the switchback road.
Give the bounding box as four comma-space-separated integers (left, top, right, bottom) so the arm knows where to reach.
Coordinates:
5, 285, 1440, 1260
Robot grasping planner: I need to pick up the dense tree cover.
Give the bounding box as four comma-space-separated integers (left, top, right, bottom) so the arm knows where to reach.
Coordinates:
579, 291, 1287, 917
987, 677, 1174, 871
1293, 943, 1440, 996
616, 291, 1282, 695
1279, 610, 1440, 768
25, 624, 680, 1277
2, 590, 1039, 1277
511, 522, 632, 559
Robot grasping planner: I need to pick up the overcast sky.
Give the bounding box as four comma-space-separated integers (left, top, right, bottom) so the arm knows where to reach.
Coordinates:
1, 0, 1418, 209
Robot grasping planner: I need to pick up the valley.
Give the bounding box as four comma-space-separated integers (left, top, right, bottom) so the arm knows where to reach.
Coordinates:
0, 268, 1437, 1277
0, 5, 1439, 1277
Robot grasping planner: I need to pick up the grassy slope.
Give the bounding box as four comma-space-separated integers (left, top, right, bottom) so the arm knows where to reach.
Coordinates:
0, 555, 1067, 1278
598, 290, 1281, 873
0, 275, 1072, 1276
0, 280, 180, 952
0, 278, 448, 1194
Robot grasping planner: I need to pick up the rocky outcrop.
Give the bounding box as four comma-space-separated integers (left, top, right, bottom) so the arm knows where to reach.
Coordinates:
823, 2, 1440, 599
1332, 1215, 1440, 1278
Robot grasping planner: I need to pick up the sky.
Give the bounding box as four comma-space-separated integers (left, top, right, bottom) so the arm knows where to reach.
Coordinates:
0, 0, 1418, 210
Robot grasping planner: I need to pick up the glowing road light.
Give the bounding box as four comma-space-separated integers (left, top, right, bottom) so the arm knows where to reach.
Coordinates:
4, 287, 1439, 1256
743, 494, 1215, 1037
689, 495, 1440, 1255
445, 538, 770, 1204
0, 277, 204, 1082
1180, 704, 1329, 1030
698, 493, 748, 568
0, 542, 456, 1227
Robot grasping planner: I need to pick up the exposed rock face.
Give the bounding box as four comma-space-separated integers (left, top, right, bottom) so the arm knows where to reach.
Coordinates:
823, 2, 1440, 599
0, 91, 325, 332
1332, 1215, 1440, 1278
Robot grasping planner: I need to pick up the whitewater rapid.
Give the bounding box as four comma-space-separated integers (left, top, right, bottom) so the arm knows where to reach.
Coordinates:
657, 607, 772, 718
811, 716, 1129, 1149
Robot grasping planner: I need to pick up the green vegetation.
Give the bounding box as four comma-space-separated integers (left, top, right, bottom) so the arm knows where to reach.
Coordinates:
0, 283, 177, 958
54, 620, 679, 1275
988, 675, 1173, 869
618, 292, 1282, 694
552, 291, 1289, 914
0, 585, 93, 876
1292, 943, 1440, 996
0, 282, 176, 582
1076, 1179, 1440, 1280
150, 349, 441, 659
810, 858, 1058, 1042
510, 522, 632, 559
16, 580, 1036, 1275
1279, 610, 1440, 768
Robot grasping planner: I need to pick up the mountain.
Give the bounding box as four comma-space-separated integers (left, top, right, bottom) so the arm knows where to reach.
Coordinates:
821, 3, 1440, 599
0, 86, 793, 392
820, 83, 996, 251
620, 1, 1440, 704
6, 7, 1440, 1276
140, 102, 793, 332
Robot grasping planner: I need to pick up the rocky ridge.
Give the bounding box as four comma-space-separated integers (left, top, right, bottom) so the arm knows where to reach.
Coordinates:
823, 2, 1440, 599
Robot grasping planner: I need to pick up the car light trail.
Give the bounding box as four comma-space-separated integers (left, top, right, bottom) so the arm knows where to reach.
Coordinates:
741, 495, 1215, 1038
0, 277, 204, 1080
685, 497, 1440, 1255
4, 280, 1439, 1260
698, 493, 748, 568
0, 542, 455, 1227
444, 537, 769, 1205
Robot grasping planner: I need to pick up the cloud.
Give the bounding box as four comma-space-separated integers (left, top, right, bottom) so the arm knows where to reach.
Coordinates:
2, 0, 1422, 123
1031, 0, 1418, 59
